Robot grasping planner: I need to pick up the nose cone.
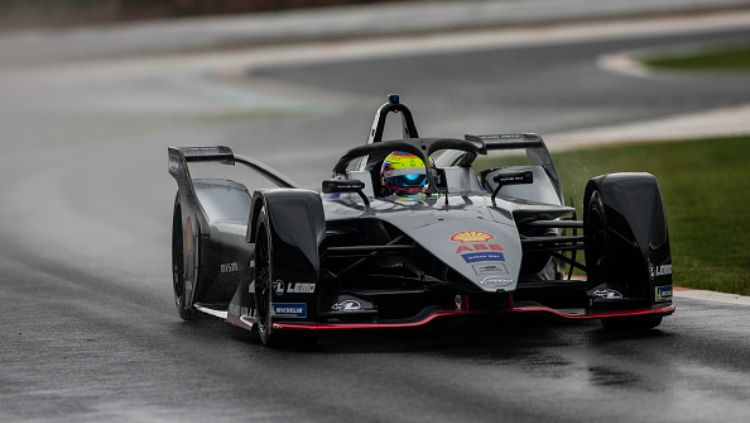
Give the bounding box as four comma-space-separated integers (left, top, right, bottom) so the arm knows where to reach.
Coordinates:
408, 221, 522, 292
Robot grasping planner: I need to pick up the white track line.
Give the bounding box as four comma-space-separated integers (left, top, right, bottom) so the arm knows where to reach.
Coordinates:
545, 103, 750, 149
5, 10, 750, 81
675, 289, 750, 306
598, 52, 655, 79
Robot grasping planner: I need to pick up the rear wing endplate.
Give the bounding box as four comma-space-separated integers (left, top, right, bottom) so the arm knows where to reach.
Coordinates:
168, 146, 299, 189
175, 146, 235, 164
465, 133, 544, 152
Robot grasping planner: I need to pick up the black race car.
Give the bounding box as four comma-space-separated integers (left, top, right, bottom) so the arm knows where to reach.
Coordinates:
168, 94, 674, 347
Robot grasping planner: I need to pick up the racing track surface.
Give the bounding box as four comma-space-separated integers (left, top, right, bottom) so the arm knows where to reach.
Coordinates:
1, 24, 750, 422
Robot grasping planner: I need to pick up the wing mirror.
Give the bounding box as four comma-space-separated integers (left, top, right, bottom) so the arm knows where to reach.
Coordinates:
491, 170, 533, 205
322, 179, 370, 209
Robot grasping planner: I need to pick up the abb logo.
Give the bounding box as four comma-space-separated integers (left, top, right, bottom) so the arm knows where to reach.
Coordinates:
455, 243, 504, 254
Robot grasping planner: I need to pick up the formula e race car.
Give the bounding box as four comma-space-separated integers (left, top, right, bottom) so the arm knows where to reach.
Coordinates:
168, 94, 674, 347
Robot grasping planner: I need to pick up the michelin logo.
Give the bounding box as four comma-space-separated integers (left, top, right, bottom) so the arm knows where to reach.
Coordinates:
272, 303, 307, 318
655, 285, 673, 302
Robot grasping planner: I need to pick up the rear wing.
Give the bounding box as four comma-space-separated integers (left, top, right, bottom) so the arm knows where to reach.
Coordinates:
168, 146, 299, 189
465, 133, 545, 152
171, 146, 235, 165
464, 133, 563, 203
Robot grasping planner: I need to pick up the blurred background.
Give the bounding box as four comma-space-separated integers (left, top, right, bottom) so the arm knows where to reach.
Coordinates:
1, 1, 749, 421
0, 0, 412, 28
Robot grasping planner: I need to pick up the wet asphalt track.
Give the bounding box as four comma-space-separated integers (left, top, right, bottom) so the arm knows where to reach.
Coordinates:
1, 25, 750, 422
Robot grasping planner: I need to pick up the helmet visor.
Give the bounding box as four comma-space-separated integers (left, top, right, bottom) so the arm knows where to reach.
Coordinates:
384, 173, 427, 188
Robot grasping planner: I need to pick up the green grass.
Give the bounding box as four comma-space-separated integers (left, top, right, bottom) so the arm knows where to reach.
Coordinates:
476, 136, 750, 295
642, 44, 750, 71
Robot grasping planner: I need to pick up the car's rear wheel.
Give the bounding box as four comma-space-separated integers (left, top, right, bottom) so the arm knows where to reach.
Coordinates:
172, 195, 197, 321
253, 207, 317, 348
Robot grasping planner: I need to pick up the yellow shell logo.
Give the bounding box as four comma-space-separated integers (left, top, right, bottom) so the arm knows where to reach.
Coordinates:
450, 231, 494, 243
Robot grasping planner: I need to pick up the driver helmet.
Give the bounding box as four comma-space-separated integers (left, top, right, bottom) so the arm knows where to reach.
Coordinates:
380, 151, 429, 196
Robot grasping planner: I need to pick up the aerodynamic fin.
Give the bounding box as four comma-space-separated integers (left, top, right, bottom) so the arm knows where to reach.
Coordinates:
168, 146, 299, 189
464, 133, 545, 151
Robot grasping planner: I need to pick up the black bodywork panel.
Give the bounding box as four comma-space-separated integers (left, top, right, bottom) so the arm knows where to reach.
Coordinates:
584, 172, 672, 306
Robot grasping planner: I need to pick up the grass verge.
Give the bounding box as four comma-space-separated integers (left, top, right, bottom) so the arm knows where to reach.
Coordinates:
477, 136, 750, 295
642, 44, 750, 71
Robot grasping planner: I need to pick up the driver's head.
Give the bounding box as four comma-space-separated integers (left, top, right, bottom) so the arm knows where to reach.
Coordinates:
380, 151, 428, 196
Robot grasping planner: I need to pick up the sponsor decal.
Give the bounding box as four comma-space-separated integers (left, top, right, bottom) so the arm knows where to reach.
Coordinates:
461, 252, 505, 263
331, 300, 361, 311
450, 231, 494, 243
655, 285, 673, 302
657, 265, 672, 276
220, 262, 239, 273
648, 261, 672, 280
272, 303, 307, 318
592, 289, 623, 299
479, 276, 514, 289
479, 133, 525, 140
286, 282, 316, 294
272, 280, 316, 295
455, 243, 503, 254
649, 264, 672, 279
272, 280, 285, 296
472, 263, 509, 275
450, 233, 505, 263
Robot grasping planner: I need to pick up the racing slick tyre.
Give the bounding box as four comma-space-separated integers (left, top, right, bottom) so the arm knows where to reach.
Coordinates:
583, 189, 612, 283
584, 188, 648, 288
172, 195, 198, 321
600, 316, 663, 331
253, 207, 318, 348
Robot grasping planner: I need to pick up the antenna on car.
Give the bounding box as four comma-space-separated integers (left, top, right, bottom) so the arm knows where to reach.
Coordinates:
367, 93, 420, 144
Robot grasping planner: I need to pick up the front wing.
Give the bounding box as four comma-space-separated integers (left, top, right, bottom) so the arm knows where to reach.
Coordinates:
217, 298, 675, 332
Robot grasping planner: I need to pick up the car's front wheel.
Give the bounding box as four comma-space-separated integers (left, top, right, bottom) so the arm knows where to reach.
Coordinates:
253, 207, 317, 348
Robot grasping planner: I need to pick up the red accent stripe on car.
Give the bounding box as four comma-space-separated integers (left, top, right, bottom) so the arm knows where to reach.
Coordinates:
271, 304, 675, 331
511, 304, 676, 319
